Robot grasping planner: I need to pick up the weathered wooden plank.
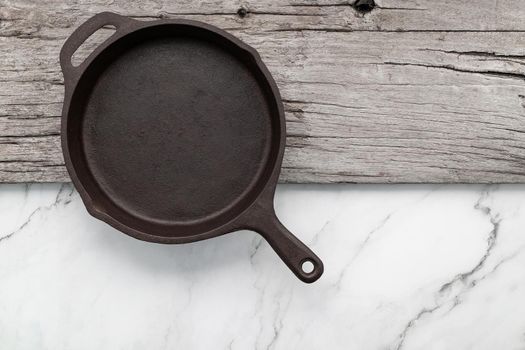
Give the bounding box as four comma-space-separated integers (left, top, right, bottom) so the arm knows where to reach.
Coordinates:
1, 0, 525, 183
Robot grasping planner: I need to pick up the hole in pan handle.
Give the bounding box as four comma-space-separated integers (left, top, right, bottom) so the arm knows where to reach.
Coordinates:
60, 12, 133, 85
253, 211, 324, 283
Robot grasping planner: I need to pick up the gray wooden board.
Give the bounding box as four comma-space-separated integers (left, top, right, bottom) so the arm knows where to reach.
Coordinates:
1, 0, 525, 183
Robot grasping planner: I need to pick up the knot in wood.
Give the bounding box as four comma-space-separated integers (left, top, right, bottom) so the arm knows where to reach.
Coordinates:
353, 0, 375, 13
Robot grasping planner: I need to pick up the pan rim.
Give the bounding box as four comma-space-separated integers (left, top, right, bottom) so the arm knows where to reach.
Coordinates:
61, 18, 286, 244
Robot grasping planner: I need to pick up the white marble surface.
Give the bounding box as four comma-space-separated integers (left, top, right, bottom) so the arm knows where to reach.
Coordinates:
1, 184, 525, 350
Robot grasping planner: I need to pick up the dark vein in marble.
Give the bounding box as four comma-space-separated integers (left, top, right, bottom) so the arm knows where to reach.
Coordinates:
334, 212, 393, 289
445, 250, 522, 315
394, 186, 507, 350
353, 213, 393, 261
252, 274, 267, 349
438, 192, 501, 295
395, 306, 440, 350
266, 290, 293, 350
395, 250, 520, 350
310, 198, 347, 247
250, 236, 264, 262
334, 188, 441, 290
0, 184, 73, 244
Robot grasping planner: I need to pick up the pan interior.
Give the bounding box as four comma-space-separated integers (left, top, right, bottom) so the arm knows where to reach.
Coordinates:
67, 25, 280, 236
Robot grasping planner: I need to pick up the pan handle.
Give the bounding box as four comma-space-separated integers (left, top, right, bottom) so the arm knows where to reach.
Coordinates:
60, 12, 133, 85
249, 207, 324, 283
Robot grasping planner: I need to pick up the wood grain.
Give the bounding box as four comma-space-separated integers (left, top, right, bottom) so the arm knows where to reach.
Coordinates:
1, 0, 525, 183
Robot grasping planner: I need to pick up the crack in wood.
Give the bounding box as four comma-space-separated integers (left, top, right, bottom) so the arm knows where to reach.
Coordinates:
382, 61, 525, 82
0, 133, 60, 138
287, 3, 351, 7
376, 6, 427, 11
420, 48, 525, 60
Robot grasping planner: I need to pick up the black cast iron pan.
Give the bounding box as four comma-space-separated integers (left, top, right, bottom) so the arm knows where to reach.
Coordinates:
61, 12, 323, 283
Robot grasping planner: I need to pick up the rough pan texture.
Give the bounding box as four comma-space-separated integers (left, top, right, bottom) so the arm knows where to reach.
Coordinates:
1, 0, 525, 183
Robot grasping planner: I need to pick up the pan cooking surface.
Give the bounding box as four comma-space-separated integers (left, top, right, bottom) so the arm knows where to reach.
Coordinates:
73, 33, 275, 223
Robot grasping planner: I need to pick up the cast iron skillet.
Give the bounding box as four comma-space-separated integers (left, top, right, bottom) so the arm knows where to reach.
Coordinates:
60, 12, 323, 283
